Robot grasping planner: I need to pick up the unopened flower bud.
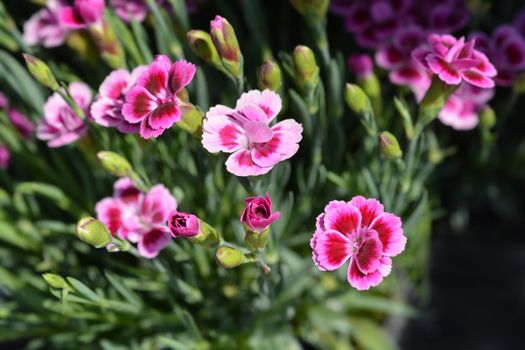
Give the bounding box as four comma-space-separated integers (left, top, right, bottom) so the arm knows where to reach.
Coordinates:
210, 16, 243, 78
289, 0, 329, 24
245, 227, 271, 251
187, 30, 223, 70
187, 220, 220, 247
293, 45, 319, 92
22, 54, 59, 91
215, 245, 246, 269
379, 132, 403, 161
258, 60, 282, 91
97, 151, 133, 177
168, 211, 200, 238
42, 273, 69, 289
178, 102, 203, 136
76, 217, 112, 248
345, 83, 371, 115
479, 106, 496, 130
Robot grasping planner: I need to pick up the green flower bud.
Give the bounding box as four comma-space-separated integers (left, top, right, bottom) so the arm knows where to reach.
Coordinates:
345, 83, 372, 115
22, 54, 59, 91
76, 217, 112, 248
289, 0, 329, 24
178, 102, 203, 136
215, 245, 246, 269
379, 131, 403, 161
479, 106, 496, 130
244, 227, 270, 251
42, 273, 69, 289
187, 220, 220, 247
187, 30, 224, 70
293, 45, 319, 92
258, 60, 282, 91
97, 151, 133, 177
210, 16, 243, 78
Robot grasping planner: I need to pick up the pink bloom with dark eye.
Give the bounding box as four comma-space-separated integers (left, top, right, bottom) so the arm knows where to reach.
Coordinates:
168, 211, 200, 237
91, 66, 147, 134
202, 90, 303, 177
0, 145, 10, 170
36, 82, 91, 148
241, 193, 280, 232
348, 54, 374, 79
310, 196, 407, 291
23, 0, 69, 48
413, 34, 497, 88
60, 0, 105, 29
96, 178, 177, 259
8, 108, 34, 139
122, 55, 196, 139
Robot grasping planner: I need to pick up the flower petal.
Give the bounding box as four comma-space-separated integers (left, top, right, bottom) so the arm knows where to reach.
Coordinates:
462, 70, 495, 88
139, 118, 165, 139
147, 103, 180, 130
235, 89, 282, 122
141, 184, 177, 225
59, 6, 86, 29
137, 55, 170, 95
354, 231, 383, 274
168, 60, 196, 94
426, 55, 462, 85
324, 202, 362, 236
122, 86, 157, 123
137, 227, 171, 259
369, 213, 407, 257
347, 258, 384, 291
311, 229, 352, 271
202, 115, 246, 153
95, 197, 122, 236
225, 149, 272, 177
349, 196, 384, 227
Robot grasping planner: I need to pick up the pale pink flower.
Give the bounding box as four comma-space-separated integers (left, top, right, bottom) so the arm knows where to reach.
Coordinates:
202, 90, 303, 177
8, 108, 34, 139
0, 145, 10, 170
110, 0, 149, 23
91, 66, 147, 134
310, 196, 407, 291
413, 34, 497, 88
36, 82, 91, 148
96, 178, 177, 258
240, 193, 280, 232
122, 55, 196, 139
59, 0, 105, 28
23, 0, 70, 48
168, 211, 200, 237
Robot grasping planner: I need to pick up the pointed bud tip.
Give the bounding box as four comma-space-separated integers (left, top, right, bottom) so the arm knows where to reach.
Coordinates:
76, 217, 111, 248
379, 131, 403, 160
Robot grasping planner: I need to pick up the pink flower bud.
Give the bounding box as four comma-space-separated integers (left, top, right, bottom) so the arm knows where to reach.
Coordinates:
240, 193, 280, 232
347, 54, 373, 79
168, 211, 201, 237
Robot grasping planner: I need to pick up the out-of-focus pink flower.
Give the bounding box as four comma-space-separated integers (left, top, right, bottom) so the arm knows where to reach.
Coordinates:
122, 55, 196, 139
60, 0, 105, 29
23, 0, 70, 48
8, 108, 35, 139
36, 82, 91, 148
91, 66, 147, 134
240, 193, 280, 232
110, 0, 149, 23
413, 34, 497, 88
0, 145, 10, 170
202, 90, 303, 177
168, 211, 200, 237
438, 83, 494, 130
471, 26, 525, 86
310, 196, 406, 291
425, 0, 469, 34
514, 9, 525, 38
348, 54, 374, 79
96, 178, 177, 258
0, 92, 6, 109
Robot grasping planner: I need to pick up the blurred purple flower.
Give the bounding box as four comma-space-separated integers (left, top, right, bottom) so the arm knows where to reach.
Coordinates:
23, 0, 70, 48
0, 145, 10, 170
348, 54, 374, 79
59, 0, 105, 29
8, 108, 35, 139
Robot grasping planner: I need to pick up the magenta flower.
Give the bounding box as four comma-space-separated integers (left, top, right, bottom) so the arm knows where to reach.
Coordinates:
110, 0, 149, 23
96, 178, 177, 258
0, 92, 6, 109
514, 8, 525, 38
23, 0, 69, 48
240, 193, 280, 232
413, 34, 497, 88
8, 108, 34, 139
348, 54, 374, 79
122, 55, 196, 139
0, 145, 10, 170
168, 211, 200, 237
310, 196, 407, 291
91, 66, 147, 134
202, 90, 303, 177
438, 83, 494, 130
36, 82, 91, 148
60, 0, 105, 29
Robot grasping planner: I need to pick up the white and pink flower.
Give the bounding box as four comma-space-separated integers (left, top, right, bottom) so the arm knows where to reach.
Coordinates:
202, 90, 303, 177
310, 196, 407, 291
122, 55, 196, 139
23, 0, 70, 48
95, 178, 177, 259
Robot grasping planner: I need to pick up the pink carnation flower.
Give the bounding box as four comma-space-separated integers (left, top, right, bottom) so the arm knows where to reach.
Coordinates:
96, 178, 177, 258
310, 196, 407, 291
168, 211, 200, 237
413, 34, 497, 88
0, 145, 10, 170
110, 0, 150, 23
91, 66, 147, 134
122, 55, 196, 139
8, 108, 35, 139
23, 0, 69, 48
59, 0, 105, 29
36, 82, 91, 148
202, 90, 303, 177
240, 193, 280, 232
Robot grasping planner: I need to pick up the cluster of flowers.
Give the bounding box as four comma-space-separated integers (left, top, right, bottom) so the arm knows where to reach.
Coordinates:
339, 0, 525, 130
23, 0, 203, 48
